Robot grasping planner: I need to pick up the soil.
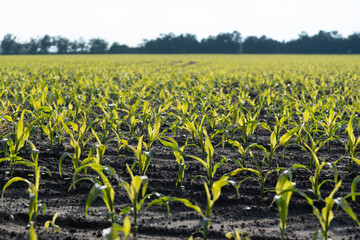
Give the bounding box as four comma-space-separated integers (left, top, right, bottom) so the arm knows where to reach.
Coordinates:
0, 127, 360, 240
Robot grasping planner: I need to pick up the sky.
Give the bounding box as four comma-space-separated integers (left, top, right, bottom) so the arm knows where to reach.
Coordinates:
1, 0, 359, 47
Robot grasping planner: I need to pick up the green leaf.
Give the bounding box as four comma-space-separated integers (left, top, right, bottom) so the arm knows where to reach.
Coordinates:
353, 158, 360, 167
29, 223, 38, 240
123, 215, 131, 240
279, 126, 300, 146
334, 197, 360, 226
44, 220, 51, 230
148, 196, 203, 217
212, 176, 229, 202
85, 183, 106, 218
120, 206, 132, 215
59, 152, 71, 176
16, 111, 26, 142
321, 198, 334, 230
2, 177, 32, 199
102, 223, 121, 240
270, 130, 277, 149
351, 176, 360, 201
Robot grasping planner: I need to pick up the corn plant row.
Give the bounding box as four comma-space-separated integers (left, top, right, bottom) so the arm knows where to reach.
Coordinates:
0, 55, 360, 239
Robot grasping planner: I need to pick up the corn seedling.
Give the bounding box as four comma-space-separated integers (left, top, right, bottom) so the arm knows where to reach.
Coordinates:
1, 142, 50, 225
344, 113, 360, 172
124, 99, 141, 139
160, 137, 189, 188
311, 180, 360, 240
301, 128, 334, 170
72, 163, 116, 222
117, 164, 152, 236
44, 212, 60, 233
274, 174, 295, 240
261, 116, 300, 168
226, 151, 283, 196
230, 108, 259, 146
228, 140, 258, 166
225, 228, 250, 240
148, 175, 230, 240
0, 110, 39, 176
62, 119, 90, 153
123, 136, 151, 176
145, 116, 164, 150
172, 127, 224, 188
315, 104, 343, 153
102, 215, 132, 240
309, 160, 338, 200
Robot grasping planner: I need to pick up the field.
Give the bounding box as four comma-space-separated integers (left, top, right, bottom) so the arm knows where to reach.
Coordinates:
0, 54, 360, 240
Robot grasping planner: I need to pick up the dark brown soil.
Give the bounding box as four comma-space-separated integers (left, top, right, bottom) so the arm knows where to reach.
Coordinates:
0, 129, 360, 240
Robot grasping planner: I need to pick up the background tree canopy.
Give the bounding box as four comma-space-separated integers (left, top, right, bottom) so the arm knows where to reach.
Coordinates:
1, 30, 359, 54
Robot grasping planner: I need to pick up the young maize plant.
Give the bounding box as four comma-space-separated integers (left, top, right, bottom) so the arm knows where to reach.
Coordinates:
61, 119, 90, 153
148, 175, 230, 240
309, 160, 338, 200
301, 128, 334, 170
293, 107, 314, 146
145, 116, 164, 151
0, 110, 40, 176
226, 151, 284, 196
160, 137, 188, 188
118, 164, 152, 236
41, 112, 64, 152
260, 116, 300, 168
228, 140, 258, 166
229, 108, 259, 147
169, 126, 224, 188
275, 170, 360, 240
90, 128, 107, 164
274, 174, 295, 240
72, 163, 116, 222
102, 215, 131, 240
123, 99, 141, 139
315, 103, 344, 153
2, 142, 51, 225
44, 212, 60, 233
181, 114, 207, 160
140, 100, 152, 134
310, 180, 360, 240
59, 120, 94, 188
122, 135, 151, 176
225, 228, 250, 240
344, 113, 360, 172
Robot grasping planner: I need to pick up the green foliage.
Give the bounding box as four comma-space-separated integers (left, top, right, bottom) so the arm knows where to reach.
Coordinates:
1, 142, 50, 224
102, 215, 132, 240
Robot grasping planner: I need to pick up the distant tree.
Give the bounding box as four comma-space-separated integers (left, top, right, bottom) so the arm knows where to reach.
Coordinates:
24, 38, 40, 54
347, 33, 360, 53
39, 35, 53, 54
109, 42, 133, 53
89, 38, 108, 53
142, 33, 200, 53
242, 36, 281, 53
77, 38, 88, 53
69, 40, 78, 53
54, 36, 70, 54
200, 31, 241, 53
1, 34, 23, 54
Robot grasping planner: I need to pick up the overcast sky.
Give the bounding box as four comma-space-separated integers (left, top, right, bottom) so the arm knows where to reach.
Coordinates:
1, 0, 359, 46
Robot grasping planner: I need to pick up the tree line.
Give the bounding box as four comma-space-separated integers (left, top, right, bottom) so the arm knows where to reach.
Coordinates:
1, 30, 359, 54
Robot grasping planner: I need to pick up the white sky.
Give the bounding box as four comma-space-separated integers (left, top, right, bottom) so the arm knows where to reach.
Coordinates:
1, 0, 359, 47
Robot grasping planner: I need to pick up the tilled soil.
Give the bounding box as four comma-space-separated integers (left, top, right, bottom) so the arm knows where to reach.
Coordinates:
0, 129, 360, 240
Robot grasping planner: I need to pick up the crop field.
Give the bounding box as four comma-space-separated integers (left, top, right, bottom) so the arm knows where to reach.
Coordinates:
1, 54, 360, 240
